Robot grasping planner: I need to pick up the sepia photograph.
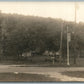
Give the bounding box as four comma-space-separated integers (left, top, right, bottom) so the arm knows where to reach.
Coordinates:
0, 1, 84, 82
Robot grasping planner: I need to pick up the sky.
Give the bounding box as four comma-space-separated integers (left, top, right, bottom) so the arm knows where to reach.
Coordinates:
0, 2, 84, 23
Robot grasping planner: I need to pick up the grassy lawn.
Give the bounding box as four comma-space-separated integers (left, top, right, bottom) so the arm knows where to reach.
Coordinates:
0, 72, 60, 82
61, 71, 84, 78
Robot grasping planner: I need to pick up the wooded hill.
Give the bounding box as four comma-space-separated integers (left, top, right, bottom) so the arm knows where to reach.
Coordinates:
0, 12, 84, 59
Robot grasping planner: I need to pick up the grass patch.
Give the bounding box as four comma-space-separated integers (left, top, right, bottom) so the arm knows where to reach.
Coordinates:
0, 72, 60, 82
61, 71, 84, 78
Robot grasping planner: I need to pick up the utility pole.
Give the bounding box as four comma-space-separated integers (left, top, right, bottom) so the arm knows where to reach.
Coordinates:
59, 21, 63, 63
73, 2, 78, 64
67, 26, 70, 66
0, 11, 3, 60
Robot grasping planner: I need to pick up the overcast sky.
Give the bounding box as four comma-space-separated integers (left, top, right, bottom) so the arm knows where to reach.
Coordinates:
0, 2, 84, 23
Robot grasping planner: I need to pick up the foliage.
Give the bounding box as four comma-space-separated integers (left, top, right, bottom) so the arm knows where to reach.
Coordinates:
0, 13, 84, 59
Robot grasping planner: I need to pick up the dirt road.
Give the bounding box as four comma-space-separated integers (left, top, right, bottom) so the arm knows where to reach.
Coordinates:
0, 65, 84, 81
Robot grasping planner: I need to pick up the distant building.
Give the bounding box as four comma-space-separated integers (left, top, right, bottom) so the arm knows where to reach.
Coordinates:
22, 51, 31, 57
43, 50, 49, 56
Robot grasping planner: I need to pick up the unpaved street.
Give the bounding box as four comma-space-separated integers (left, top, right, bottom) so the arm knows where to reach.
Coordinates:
0, 65, 84, 81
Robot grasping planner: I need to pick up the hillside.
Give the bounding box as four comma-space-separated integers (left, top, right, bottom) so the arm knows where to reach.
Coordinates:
0, 13, 84, 60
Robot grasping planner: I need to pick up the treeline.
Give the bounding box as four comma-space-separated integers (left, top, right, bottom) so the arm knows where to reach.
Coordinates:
0, 13, 84, 59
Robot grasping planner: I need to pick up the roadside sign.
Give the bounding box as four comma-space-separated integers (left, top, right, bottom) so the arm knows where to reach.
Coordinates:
68, 33, 71, 42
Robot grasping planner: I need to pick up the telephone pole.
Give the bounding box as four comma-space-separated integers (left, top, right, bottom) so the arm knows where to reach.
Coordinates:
67, 26, 70, 65
73, 2, 77, 64
59, 21, 63, 63
0, 12, 3, 60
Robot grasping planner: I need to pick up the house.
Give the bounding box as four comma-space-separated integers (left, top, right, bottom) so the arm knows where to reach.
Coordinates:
43, 50, 49, 56
22, 51, 31, 57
